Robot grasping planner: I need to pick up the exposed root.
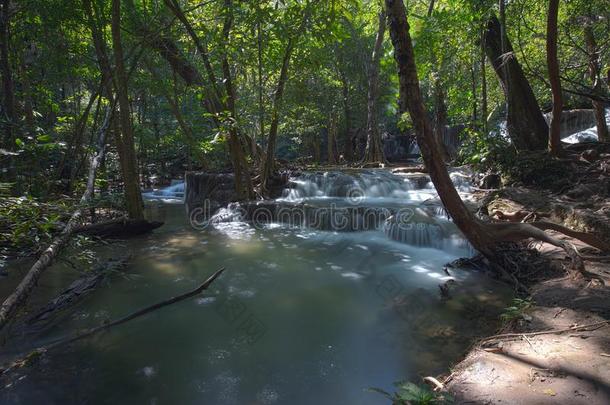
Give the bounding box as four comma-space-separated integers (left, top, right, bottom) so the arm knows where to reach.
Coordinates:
479, 320, 610, 344
423, 376, 445, 391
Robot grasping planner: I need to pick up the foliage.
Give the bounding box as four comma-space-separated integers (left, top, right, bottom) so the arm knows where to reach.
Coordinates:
500, 298, 533, 322
369, 381, 454, 405
0, 196, 74, 256
457, 128, 513, 170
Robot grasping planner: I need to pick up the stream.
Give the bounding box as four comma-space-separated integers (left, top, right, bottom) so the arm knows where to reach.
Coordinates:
1, 169, 511, 405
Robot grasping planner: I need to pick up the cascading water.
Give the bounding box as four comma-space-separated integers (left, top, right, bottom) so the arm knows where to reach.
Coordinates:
210, 169, 473, 253
562, 108, 610, 144
143, 181, 185, 202
2, 168, 511, 405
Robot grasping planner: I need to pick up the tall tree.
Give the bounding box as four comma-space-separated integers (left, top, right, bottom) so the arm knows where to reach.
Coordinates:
362, 9, 386, 164
385, 0, 595, 274
584, 25, 609, 142
111, 0, 144, 219
0, 0, 15, 150
546, 0, 562, 156
155, 0, 254, 199
260, 0, 316, 192
484, 14, 549, 151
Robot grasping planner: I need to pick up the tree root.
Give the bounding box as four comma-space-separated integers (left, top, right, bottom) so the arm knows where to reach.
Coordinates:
479, 320, 609, 344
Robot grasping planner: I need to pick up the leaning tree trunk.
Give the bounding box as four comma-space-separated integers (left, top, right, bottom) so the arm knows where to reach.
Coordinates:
584, 26, 609, 142
362, 9, 387, 165
385, 0, 601, 276
111, 0, 144, 219
484, 15, 549, 151
0, 101, 114, 333
261, 38, 294, 191
546, 0, 562, 156
385, 0, 494, 256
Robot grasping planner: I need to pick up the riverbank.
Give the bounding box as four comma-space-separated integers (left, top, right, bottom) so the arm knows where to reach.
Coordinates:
445, 253, 610, 404
440, 145, 610, 404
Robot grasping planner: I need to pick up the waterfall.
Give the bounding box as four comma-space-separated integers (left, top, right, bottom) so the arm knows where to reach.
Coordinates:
561, 108, 609, 144
143, 181, 185, 202
202, 169, 474, 251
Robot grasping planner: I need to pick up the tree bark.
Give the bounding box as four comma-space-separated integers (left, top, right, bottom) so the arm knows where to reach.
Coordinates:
261, 38, 293, 190
327, 114, 337, 164
584, 26, 609, 142
0, 0, 16, 150
480, 23, 488, 134
339, 69, 353, 162
484, 14, 549, 150
362, 9, 387, 164
432, 74, 450, 160
221, 0, 253, 200
546, 0, 562, 156
111, 0, 144, 219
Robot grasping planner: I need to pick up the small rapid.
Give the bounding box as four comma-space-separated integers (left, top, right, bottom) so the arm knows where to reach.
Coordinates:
205, 169, 473, 253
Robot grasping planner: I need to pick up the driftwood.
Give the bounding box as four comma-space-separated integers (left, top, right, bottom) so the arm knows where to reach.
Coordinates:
75, 218, 164, 238
1, 268, 225, 375
0, 102, 115, 333
23, 257, 130, 333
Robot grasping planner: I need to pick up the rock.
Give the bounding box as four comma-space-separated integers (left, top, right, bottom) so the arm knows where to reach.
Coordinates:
479, 173, 501, 189
565, 184, 595, 199
581, 149, 599, 162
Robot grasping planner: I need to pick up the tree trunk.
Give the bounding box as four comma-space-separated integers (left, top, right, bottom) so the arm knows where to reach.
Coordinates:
0, 101, 114, 333
433, 74, 450, 160
256, 7, 264, 162
546, 0, 562, 156
480, 23, 488, 134
385, 0, 494, 256
0, 0, 16, 150
339, 69, 353, 162
261, 38, 293, 190
584, 26, 609, 142
327, 114, 337, 164
362, 10, 387, 164
484, 14, 549, 150
385, 0, 602, 279
111, 0, 144, 219
156, 0, 253, 198
221, 0, 253, 200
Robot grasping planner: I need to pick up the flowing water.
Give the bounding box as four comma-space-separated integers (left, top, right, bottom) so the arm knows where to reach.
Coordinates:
1, 170, 511, 405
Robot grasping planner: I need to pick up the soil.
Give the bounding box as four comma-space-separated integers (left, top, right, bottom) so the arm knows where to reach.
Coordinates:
442, 144, 610, 404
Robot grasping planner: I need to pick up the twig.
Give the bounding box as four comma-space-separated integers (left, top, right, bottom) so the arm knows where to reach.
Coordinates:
1, 268, 225, 375
480, 320, 609, 344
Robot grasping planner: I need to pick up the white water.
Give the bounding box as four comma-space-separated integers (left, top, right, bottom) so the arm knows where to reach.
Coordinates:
143, 181, 185, 203
210, 169, 473, 254
562, 109, 610, 144
279, 169, 472, 205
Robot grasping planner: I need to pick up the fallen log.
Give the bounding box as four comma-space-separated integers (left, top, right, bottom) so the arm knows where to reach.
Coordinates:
23, 256, 131, 334
0, 102, 114, 333
0, 268, 225, 376
75, 218, 164, 238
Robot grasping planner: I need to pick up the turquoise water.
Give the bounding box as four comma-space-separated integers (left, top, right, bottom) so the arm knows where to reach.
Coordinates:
1, 199, 509, 404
